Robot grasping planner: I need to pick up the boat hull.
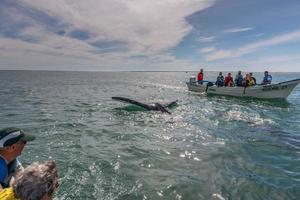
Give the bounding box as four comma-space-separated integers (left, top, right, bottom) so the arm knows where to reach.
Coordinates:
186, 79, 300, 99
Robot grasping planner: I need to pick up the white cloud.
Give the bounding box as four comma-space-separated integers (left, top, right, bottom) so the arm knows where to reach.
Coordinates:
0, 36, 194, 71
197, 36, 216, 43
0, 0, 216, 70
206, 50, 233, 61
206, 29, 300, 61
224, 27, 253, 33
199, 47, 215, 53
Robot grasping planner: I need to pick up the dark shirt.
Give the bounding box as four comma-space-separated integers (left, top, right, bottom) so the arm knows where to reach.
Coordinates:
216, 75, 224, 87
252, 77, 257, 85
235, 74, 244, 86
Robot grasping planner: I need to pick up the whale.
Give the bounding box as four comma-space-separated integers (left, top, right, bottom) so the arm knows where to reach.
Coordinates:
112, 97, 177, 114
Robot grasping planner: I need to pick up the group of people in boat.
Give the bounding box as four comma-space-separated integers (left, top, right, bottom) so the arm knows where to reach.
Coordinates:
197, 69, 272, 87
0, 128, 59, 200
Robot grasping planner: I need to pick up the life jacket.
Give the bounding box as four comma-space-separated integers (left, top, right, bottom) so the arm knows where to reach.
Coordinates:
197, 72, 203, 81
247, 78, 255, 86
0, 188, 19, 200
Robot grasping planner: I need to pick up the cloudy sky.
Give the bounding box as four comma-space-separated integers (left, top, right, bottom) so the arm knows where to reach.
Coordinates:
1, 0, 300, 71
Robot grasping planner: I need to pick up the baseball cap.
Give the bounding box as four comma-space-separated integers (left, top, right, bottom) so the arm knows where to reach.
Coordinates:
0, 128, 36, 148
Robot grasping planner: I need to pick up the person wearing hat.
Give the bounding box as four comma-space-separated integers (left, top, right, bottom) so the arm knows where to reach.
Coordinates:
0, 128, 35, 189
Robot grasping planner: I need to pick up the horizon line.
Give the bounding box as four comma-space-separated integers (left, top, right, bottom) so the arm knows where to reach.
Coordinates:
0, 69, 300, 73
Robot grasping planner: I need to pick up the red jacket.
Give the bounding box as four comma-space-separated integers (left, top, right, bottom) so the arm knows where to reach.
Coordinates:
197, 72, 203, 81
225, 76, 233, 86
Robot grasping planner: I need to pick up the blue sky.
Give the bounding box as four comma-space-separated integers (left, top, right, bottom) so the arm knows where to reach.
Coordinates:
1, 0, 300, 71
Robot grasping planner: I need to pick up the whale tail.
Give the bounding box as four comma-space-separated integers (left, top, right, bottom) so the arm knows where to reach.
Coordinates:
112, 97, 148, 108
112, 97, 175, 114
163, 100, 178, 108
153, 103, 171, 114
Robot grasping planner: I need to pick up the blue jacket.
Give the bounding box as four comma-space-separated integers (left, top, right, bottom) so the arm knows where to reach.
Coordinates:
262, 74, 272, 84
235, 74, 244, 86
0, 156, 21, 189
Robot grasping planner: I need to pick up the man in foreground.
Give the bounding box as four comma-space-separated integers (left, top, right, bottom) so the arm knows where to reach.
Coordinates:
0, 128, 35, 189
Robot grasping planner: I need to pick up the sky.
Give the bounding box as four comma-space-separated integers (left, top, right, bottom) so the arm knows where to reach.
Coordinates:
1, 0, 300, 72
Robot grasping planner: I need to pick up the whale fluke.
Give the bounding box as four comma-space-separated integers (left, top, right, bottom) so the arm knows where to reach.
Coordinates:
112, 96, 176, 114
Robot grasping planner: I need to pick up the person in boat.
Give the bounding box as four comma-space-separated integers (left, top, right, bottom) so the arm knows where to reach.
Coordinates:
249, 72, 257, 85
0, 160, 59, 200
197, 68, 204, 84
0, 128, 35, 190
225, 73, 234, 87
235, 71, 244, 86
245, 73, 255, 87
215, 72, 225, 87
262, 71, 272, 85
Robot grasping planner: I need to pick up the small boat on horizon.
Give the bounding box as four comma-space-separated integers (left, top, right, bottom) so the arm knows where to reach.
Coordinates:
186, 77, 300, 99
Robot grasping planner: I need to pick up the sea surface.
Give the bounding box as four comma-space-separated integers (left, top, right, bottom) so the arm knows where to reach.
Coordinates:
0, 70, 300, 200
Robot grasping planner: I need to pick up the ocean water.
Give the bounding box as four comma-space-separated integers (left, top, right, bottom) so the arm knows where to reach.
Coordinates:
0, 70, 300, 200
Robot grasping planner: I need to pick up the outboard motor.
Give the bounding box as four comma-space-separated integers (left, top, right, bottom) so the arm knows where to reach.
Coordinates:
189, 76, 196, 85
207, 82, 214, 86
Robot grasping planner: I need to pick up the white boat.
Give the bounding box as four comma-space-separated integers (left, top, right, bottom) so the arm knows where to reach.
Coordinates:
186, 77, 300, 99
